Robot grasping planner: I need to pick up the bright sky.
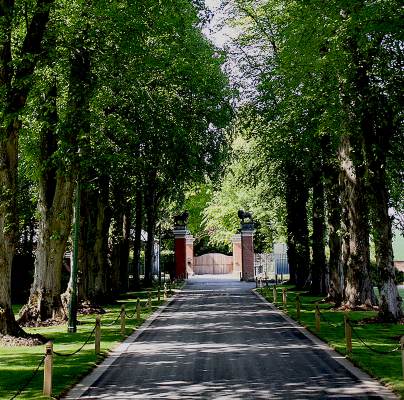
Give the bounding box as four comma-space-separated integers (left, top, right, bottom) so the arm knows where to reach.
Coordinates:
203, 0, 236, 49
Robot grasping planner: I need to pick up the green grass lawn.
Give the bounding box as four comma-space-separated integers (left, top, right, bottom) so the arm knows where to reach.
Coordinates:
258, 285, 404, 399
0, 284, 181, 400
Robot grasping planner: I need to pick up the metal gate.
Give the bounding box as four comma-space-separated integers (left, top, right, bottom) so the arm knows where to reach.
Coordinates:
254, 252, 289, 279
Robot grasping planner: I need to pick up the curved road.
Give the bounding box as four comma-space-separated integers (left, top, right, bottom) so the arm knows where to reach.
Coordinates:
66, 277, 395, 399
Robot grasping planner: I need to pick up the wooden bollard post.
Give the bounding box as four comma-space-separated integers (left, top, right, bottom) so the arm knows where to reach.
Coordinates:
315, 304, 321, 332
158, 286, 161, 302
163, 283, 167, 300
400, 336, 404, 380
120, 305, 125, 335
136, 298, 141, 320
43, 341, 53, 397
282, 288, 287, 307
255, 277, 258, 288
95, 316, 101, 355
148, 291, 152, 312
296, 294, 301, 321
272, 286, 277, 303
344, 314, 352, 356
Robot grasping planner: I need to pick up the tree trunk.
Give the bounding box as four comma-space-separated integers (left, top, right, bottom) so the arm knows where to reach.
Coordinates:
0, 122, 24, 335
311, 168, 327, 295
338, 30, 380, 309
110, 210, 123, 295
18, 82, 75, 323
59, 31, 92, 310
76, 177, 111, 304
110, 187, 130, 295
324, 159, 344, 306
339, 135, 376, 307
144, 213, 156, 287
131, 187, 143, 290
144, 172, 158, 286
371, 177, 402, 320
0, 0, 55, 336
19, 172, 74, 323
120, 207, 130, 293
365, 103, 402, 321
285, 165, 310, 289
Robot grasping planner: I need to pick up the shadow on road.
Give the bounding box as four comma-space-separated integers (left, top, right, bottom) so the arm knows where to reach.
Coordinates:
75, 279, 387, 399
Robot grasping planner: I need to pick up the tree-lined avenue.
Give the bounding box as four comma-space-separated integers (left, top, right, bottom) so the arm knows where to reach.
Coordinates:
66, 278, 395, 399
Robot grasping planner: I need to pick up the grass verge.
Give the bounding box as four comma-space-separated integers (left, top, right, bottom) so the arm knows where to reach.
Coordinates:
0, 283, 182, 400
258, 285, 404, 399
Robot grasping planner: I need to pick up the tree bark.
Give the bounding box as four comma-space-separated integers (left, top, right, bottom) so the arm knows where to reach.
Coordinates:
311, 168, 327, 295
340, 135, 376, 307
365, 102, 402, 321
131, 187, 143, 290
0, 121, 23, 335
144, 171, 158, 286
285, 165, 310, 289
144, 210, 156, 287
120, 207, 130, 293
324, 159, 344, 306
370, 175, 402, 320
110, 188, 130, 295
19, 171, 74, 323
0, 0, 54, 334
58, 29, 93, 310
76, 177, 111, 304
18, 83, 75, 323
110, 210, 123, 295
338, 34, 381, 309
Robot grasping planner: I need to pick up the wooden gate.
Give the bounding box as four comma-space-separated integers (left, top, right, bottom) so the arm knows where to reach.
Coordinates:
193, 253, 233, 275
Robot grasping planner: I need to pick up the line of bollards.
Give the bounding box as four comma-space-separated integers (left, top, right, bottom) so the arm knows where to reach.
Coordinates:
42, 285, 173, 397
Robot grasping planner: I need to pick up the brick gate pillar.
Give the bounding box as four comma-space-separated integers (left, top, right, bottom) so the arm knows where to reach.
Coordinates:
231, 234, 242, 276
174, 227, 187, 279
241, 223, 255, 281
185, 235, 194, 277
174, 227, 193, 279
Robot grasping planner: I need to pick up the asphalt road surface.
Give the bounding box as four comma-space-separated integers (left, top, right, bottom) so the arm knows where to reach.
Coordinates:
69, 277, 394, 399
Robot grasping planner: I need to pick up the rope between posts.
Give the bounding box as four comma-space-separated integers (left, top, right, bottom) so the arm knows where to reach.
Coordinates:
125, 310, 137, 319
346, 320, 401, 355
103, 310, 124, 326
53, 326, 96, 357
8, 293, 165, 400
104, 297, 158, 323
9, 355, 45, 400
317, 309, 341, 328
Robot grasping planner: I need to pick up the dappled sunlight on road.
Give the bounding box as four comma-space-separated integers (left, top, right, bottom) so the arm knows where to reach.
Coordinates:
71, 278, 389, 399
80, 379, 383, 399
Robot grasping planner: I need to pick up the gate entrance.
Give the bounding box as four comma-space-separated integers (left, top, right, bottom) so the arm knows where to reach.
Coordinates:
173, 211, 256, 280
193, 253, 233, 275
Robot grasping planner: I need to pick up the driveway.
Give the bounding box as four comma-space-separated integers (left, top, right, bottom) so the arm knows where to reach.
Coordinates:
66, 277, 395, 399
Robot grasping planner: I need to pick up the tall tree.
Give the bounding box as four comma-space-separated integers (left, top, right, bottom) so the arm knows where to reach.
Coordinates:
228, 0, 402, 317
20, 9, 93, 321
0, 0, 55, 335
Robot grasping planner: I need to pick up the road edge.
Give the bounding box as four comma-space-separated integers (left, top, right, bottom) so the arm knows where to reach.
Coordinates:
252, 289, 399, 400
63, 292, 180, 399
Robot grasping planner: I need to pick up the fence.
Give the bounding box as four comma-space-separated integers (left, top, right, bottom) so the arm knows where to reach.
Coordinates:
9, 282, 178, 399
264, 286, 404, 380
254, 253, 289, 281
